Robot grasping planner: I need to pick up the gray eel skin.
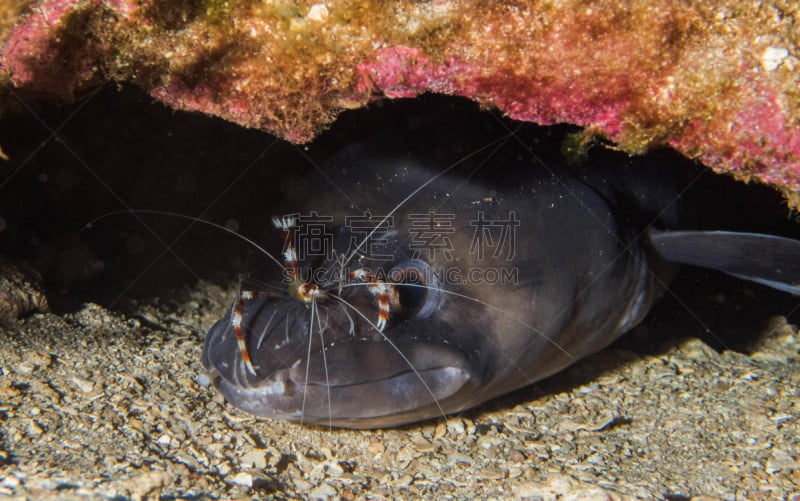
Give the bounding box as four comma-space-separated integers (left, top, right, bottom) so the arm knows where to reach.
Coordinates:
202, 133, 800, 429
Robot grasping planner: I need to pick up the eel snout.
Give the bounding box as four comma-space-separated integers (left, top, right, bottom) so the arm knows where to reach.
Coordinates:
203, 293, 476, 427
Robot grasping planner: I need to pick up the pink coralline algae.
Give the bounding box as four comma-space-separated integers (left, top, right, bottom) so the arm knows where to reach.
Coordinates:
1, 1, 799, 201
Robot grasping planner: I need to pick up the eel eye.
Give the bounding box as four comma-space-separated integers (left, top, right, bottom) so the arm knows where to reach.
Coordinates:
388, 259, 440, 320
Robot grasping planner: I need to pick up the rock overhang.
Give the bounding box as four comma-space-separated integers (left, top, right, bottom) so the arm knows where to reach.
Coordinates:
1, 0, 798, 203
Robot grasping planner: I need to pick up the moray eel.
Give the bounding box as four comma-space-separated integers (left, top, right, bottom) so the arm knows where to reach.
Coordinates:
202, 133, 800, 429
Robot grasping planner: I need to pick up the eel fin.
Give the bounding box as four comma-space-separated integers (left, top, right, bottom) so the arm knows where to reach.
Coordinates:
648, 229, 800, 295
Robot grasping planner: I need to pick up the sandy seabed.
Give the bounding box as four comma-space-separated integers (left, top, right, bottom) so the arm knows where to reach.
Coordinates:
1, 273, 799, 501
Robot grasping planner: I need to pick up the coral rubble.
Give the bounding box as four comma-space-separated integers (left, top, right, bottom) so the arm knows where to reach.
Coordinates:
1, 0, 799, 198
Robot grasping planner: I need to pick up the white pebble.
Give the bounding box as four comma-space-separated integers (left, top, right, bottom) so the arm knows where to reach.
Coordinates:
195, 373, 211, 387
240, 449, 267, 469
230, 471, 253, 488
156, 434, 174, 447
71, 376, 95, 393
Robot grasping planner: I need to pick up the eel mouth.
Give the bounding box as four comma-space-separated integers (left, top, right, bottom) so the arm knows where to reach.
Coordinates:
201, 280, 482, 427
207, 337, 473, 428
